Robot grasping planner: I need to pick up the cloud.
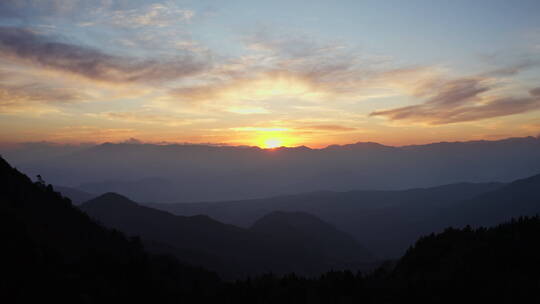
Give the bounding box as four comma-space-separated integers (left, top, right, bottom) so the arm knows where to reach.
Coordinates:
0, 27, 209, 83
243, 30, 345, 59
103, 3, 194, 29
530, 87, 540, 97
76, 2, 195, 29
88, 111, 216, 127
227, 124, 356, 134
420, 78, 490, 107
226, 107, 269, 114
370, 81, 540, 125
0, 0, 73, 19
161, 31, 444, 109
297, 125, 357, 132
484, 62, 535, 77
478, 53, 540, 77
169, 70, 326, 105
0, 81, 84, 114
230, 127, 290, 132
0, 1, 158, 20
90, 111, 182, 126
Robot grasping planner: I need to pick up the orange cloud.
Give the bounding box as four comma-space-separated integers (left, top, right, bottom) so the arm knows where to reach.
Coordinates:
0, 80, 85, 114
371, 80, 540, 124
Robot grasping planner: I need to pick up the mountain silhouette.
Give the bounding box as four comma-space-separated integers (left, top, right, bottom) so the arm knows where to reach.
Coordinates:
251, 211, 373, 264
147, 182, 504, 257
0, 156, 219, 303
81, 193, 375, 278
9, 136, 540, 202
387, 216, 540, 303
441, 172, 540, 228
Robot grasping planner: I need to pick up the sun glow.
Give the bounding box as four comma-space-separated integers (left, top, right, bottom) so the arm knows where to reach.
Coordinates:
263, 138, 283, 148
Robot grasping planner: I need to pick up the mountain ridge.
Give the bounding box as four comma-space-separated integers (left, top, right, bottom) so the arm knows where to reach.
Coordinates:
81, 192, 375, 278
7, 135, 539, 202
144, 180, 508, 258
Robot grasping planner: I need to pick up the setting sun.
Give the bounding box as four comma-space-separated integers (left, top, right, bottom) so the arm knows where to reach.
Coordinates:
263, 138, 283, 149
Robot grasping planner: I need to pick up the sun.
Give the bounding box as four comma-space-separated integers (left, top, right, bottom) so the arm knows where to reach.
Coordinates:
263, 138, 283, 149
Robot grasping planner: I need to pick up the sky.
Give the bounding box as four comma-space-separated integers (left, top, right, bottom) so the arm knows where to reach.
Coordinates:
0, 0, 540, 148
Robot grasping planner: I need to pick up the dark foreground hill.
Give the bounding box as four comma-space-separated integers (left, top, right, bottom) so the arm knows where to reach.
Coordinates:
388, 216, 540, 303
81, 194, 373, 278
0, 156, 219, 303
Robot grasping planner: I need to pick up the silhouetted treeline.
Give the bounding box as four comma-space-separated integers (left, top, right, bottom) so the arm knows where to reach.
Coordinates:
217, 217, 540, 303
2, 155, 540, 303
388, 216, 540, 303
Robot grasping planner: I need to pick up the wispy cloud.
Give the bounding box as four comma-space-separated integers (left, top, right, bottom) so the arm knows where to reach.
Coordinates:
0, 27, 209, 83
370, 79, 540, 124
297, 124, 357, 132
82, 3, 195, 29
228, 123, 357, 133
230, 127, 290, 132
88, 111, 214, 127
165, 31, 439, 108
0, 80, 85, 114
226, 107, 270, 114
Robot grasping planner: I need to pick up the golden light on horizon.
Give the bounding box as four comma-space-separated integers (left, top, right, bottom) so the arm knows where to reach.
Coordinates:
262, 138, 283, 149
240, 127, 297, 149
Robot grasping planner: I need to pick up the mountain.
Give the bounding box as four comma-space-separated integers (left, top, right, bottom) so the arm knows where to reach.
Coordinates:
251, 211, 373, 265
153, 171, 540, 259
4, 153, 540, 302
79, 177, 176, 203
442, 173, 540, 228
53, 185, 96, 204
147, 182, 504, 258
81, 193, 375, 278
11, 136, 540, 202
0, 156, 219, 303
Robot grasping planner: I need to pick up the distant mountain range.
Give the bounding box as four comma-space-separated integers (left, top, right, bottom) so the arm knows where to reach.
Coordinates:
147, 174, 540, 258
48, 165, 540, 259
4, 136, 540, 202
145, 182, 505, 258
81, 193, 374, 278
445, 173, 540, 227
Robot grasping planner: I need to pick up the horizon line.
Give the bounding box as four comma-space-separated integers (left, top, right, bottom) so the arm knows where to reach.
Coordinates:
1, 135, 539, 151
